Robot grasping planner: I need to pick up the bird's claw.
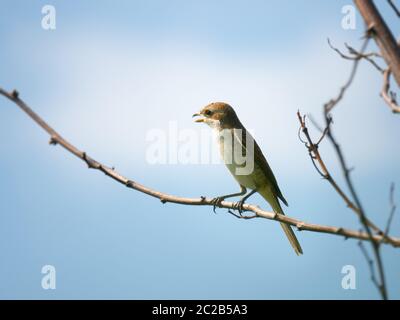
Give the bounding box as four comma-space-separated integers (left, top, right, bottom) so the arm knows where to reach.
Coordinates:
233, 199, 245, 215
227, 209, 242, 219
210, 197, 224, 213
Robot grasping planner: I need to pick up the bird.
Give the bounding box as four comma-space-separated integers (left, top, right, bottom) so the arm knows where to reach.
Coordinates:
193, 102, 303, 255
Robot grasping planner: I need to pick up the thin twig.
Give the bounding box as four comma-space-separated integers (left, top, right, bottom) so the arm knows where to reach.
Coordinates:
1, 87, 399, 248
318, 7, 398, 299
358, 241, 380, 289
325, 37, 370, 113
381, 69, 400, 113
323, 104, 388, 300
297, 111, 391, 239
305, 31, 393, 298
384, 183, 397, 237
387, 0, 400, 18
328, 39, 384, 73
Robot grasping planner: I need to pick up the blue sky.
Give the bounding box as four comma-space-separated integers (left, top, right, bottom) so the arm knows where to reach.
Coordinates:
0, 1, 399, 299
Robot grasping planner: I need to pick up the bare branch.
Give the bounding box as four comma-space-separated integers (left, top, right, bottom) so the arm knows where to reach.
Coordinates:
387, 0, 400, 18
325, 36, 370, 113
358, 241, 380, 291
354, 0, 400, 86
328, 36, 400, 115
299, 0, 400, 301
1, 87, 399, 249
328, 39, 384, 73
381, 69, 400, 113
384, 183, 397, 237
297, 111, 391, 238
321, 109, 388, 300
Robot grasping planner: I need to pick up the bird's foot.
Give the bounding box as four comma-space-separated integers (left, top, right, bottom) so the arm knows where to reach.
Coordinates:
233, 199, 246, 215
227, 209, 242, 219
210, 197, 224, 213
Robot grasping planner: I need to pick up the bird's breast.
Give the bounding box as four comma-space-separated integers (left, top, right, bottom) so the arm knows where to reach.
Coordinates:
215, 128, 260, 189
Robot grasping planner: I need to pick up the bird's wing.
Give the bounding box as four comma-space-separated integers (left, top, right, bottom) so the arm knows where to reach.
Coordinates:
233, 127, 288, 206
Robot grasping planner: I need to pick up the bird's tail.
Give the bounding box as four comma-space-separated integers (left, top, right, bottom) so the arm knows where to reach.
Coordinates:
279, 221, 303, 256
259, 188, 303, 255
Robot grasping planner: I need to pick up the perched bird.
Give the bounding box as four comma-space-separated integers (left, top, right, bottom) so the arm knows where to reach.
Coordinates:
193, 102, 303, 255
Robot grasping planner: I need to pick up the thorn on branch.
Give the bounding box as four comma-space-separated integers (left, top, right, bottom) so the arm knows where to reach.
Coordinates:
49, 136, 58, 145
365, 24, 376, 38
126, 180, 135, 188
296, 222, 305, 231
11, 90, 19, 99
82, 152, 94, 168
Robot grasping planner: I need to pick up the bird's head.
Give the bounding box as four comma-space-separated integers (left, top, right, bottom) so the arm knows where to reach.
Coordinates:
193, 102, 240, 129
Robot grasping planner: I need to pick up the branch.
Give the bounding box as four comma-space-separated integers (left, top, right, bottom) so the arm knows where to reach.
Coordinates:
305, 1, 400, 299
387, 0, 400, 18
325, 36, 370, 113
297, 112, 393, 239
328, 37, 400, 114
1, 87, 399, 248
359, 240, 380, 292
322, 111, 388, 299
381, 69, 400, 113
384, 183, 397, 237
354, 0, 400, 87
328, 39, 384, 73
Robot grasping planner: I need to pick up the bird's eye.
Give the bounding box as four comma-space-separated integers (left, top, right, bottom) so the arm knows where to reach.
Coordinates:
204, 109, 212, 116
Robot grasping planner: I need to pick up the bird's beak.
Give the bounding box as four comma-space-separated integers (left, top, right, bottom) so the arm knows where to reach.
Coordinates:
192, 113, 204, 123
